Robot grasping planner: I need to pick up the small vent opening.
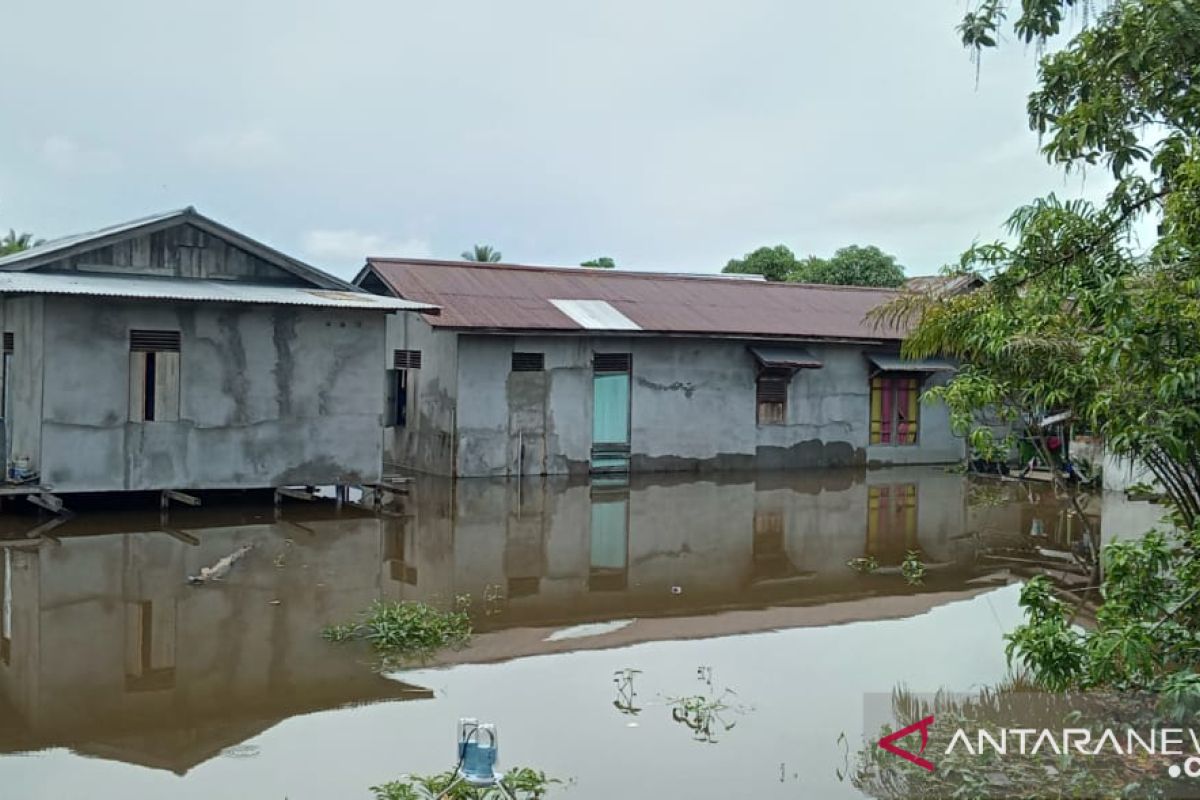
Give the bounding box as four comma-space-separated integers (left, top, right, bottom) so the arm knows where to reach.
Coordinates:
593, 352, 631, 373
394, 349, 423, 369
511, 352, 545, 372
130, 330, 181, 352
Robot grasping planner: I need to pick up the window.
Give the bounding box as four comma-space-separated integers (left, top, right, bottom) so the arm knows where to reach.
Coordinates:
866, 484, 918, 564
125, 600, 176, 691
129, 330, 181, 422
2, 332, 12, 423
387, 350, 422, 428
511, 352, 545, 372
870, 375, 919, 445
383, 523, 418, 585
756, 369, 790, 425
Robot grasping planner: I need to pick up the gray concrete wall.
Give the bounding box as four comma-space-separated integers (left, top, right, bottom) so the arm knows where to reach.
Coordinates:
451, 334, 964, 477
382, 314, 458, 475
35, 296, 388, 492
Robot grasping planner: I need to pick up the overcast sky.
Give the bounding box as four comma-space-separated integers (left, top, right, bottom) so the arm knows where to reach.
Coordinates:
0, 1, 1101, 280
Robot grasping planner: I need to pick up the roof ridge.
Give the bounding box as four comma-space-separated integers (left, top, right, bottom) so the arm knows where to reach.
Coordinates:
366, 258, 901, 293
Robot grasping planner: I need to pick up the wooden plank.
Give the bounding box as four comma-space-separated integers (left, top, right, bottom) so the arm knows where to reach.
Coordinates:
164, 489, 200, 507
155, 351, 180, 421
275, 487, 316, 502
160, 528, 200, 546
27, 493, 64, 514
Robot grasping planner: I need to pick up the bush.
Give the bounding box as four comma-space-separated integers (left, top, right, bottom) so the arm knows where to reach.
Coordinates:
371, 767, 561, 799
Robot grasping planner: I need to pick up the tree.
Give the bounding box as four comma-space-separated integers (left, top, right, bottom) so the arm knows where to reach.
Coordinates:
791, 245, 906, 287
461, 244, 502, 263
580, 257, 615, 269
1, 229, 41, 257
722, 243, 906, 286
870, 0, 1200, 699
721, 245, 797, 281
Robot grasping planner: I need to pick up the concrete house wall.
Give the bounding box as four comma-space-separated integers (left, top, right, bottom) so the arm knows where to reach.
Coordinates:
0, 211, 410, 494
23, 296, 387, 493
382, 318, 962, 477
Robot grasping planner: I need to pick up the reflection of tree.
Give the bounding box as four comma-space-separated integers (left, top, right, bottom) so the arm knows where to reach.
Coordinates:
847, 685, 1176, 799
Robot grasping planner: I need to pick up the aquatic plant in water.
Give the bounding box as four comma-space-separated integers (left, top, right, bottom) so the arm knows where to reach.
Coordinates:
323, 598, 472, 663
900, 551, 926, 586
846, 555, 880, 575
370, 767, 561, 799
665, 667, 752, 744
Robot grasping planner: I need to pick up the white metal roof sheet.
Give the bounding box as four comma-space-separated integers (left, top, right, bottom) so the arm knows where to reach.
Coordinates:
547, 298, 641, 330
0, 272, 438, 312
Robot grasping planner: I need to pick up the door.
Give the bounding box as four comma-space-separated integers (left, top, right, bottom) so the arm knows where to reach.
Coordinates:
591, 353, 631, 472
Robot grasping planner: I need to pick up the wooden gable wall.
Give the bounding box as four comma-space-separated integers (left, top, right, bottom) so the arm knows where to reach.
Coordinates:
30, 223, 307, 285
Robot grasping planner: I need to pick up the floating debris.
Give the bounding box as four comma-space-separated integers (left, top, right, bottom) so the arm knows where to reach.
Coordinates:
188, 544, 254, 584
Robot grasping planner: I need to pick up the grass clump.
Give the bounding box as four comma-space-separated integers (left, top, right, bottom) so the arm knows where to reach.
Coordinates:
323, 598, 472, 663
371, 767, 561, 799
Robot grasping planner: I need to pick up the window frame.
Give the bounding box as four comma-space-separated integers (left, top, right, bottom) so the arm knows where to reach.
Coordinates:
755, 368, 791, 426
129, 330, 181, 423
869, 373, 921, 446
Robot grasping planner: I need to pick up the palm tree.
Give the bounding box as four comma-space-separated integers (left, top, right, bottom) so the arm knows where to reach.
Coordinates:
461, 244, 502, 263
0, 229, 42, 257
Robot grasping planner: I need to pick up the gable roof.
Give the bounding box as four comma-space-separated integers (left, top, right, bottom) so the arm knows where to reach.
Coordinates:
358, 258, 906, 341
0, 207, 353, 290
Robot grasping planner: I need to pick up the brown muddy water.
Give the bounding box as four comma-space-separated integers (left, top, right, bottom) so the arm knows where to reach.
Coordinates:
0, 466, 1127, 799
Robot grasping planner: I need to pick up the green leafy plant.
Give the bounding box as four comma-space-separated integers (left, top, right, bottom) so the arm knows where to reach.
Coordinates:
846, 555, 880, 574
323, 598, 472, 663
899, 551, 926, 586
370, 767, 561, 799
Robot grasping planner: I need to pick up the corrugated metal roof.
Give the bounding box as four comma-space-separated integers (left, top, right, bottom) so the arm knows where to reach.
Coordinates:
363, 259, 906, 340
0, 272, 438, 312
0, 207, 355, 291
866, 353, 956, 373
748, 345, 823, 369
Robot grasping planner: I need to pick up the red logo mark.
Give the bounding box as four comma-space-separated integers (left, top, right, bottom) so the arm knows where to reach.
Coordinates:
877, 715, 936, 772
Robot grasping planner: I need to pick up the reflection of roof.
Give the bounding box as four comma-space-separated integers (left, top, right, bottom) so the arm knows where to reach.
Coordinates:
361, 259, 906, 341
430, 585, 1005, 667
0, 677, 432, 775
0, 272, 436, 312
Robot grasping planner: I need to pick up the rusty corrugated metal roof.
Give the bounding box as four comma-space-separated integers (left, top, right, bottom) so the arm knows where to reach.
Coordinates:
362, 258, 906, 341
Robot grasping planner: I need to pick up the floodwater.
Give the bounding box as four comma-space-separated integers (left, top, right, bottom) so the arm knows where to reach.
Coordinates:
0, 467, 1127, 799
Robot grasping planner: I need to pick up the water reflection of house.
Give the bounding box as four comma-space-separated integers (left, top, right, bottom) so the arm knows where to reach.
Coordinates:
384, 466, 976, 627
0, 508, 430, 774
0, 469, 994, 773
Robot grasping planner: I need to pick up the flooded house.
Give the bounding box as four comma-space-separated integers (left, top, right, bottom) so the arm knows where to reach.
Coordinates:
354, 258, 962, 477
0, 208, 434, 497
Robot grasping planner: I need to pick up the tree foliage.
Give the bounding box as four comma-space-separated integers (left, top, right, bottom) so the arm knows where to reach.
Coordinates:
721, 244, 798, 281
722, 243, 907, 286
461, 244, 502, 263
1, 229, 41, 256
791, 245, 906, 287
580, 256, 615, 268
868, 0, 1200, 698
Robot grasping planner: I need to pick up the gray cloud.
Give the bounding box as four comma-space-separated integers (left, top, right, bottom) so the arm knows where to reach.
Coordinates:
0, 0, 1104, 278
